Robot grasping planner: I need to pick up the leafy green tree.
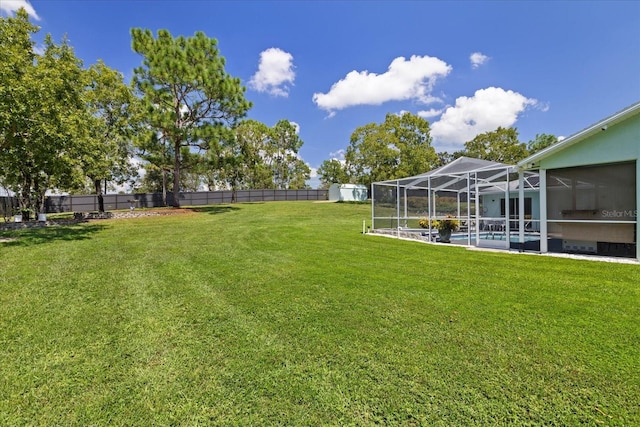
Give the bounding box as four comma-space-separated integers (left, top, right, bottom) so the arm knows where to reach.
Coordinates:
435, 151, 455, 167
234, 121, 273, 189
462, 127, 529, 164
285, 158, 311, 189
268, 120, 310, 189
131, 28, 252, 207
435, 150, 466, 166
527, 133, 559, 154
83, 60, 139, 211
213, 119, 310, 192
136, 132, 178, 205
137, 146, 204, 202
0, 9, 37, 215
179, 156, 206, 192
317, 159, 349, 188
138, 167, 169, 195
0, 10, 88, 217
211, 119, 272, 193
345, 113, 438, 188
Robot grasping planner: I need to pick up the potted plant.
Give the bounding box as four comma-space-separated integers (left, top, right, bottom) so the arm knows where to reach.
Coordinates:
419, 215, 459, 243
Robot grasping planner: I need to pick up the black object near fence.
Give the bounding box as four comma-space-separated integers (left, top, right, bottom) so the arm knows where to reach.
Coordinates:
29, 189, 328, 213
0, 196, 18, 218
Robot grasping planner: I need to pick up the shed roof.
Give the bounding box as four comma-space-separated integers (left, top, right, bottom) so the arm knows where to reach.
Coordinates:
330, 183, 367, 189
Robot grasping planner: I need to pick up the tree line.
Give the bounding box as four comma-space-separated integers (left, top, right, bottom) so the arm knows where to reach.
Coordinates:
316, 113, 558, 189
1, 10, 310, 217
1, 9, 557, 218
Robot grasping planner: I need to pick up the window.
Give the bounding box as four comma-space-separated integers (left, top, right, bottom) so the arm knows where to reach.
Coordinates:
500, 197, 532, 217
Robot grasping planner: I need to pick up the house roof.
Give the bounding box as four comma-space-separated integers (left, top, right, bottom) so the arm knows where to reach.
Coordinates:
518, 101, 640, 170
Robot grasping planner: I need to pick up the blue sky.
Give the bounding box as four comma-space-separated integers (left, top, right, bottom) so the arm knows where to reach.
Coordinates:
2, 1, 639, 188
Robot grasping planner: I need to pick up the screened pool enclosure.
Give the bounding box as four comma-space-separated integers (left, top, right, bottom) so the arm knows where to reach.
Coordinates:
371, 157, 541, 250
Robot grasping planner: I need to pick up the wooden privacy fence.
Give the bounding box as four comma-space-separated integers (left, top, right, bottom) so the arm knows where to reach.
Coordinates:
39, 189, 329, 213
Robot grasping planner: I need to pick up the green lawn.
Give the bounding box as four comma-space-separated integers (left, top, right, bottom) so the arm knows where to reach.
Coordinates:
1, 202, 638, 425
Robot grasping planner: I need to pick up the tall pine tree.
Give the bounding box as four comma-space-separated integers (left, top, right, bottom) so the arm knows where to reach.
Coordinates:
131, 28, 251, 207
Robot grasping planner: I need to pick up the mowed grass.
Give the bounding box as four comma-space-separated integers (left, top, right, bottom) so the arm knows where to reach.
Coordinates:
0, 202, 638, 426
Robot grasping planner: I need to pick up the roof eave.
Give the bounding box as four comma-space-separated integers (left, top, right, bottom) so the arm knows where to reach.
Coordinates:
517, 101, 640, 170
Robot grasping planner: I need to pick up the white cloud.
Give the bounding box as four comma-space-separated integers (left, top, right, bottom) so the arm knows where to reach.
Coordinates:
470, 52, 489, 69
289, 121, 300, 134
0, 0, 39, 20
249, 48, 295, 97
431, 87, 538, 148
417, 108, 443, 119
312, 55, 452, 116
329, 149, 346, 161
537, 101, 550, 112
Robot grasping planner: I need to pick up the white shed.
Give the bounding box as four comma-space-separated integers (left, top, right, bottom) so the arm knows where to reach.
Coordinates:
328, 184, 368, 202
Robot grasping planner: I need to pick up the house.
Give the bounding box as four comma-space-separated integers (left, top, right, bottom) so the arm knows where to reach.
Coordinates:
370, 101, 639, 261
517, 101, 640, 260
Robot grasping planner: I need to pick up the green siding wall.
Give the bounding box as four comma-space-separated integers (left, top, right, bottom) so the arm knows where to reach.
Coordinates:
537, 110, 639, 260
540, 113, 640, 170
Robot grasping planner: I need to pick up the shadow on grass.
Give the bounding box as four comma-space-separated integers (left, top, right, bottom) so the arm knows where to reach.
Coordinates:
187, 205, 242, 215
0, 223, 108, 247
